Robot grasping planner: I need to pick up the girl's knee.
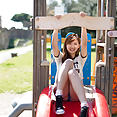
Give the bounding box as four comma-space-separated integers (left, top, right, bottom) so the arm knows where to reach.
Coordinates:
68, 69, 80, 80
63, 59, 73, 68
64, 59, 73, 64
68, 69, 74, 77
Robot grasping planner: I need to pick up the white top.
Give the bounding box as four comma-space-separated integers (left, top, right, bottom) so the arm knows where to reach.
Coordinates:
54, 51, 87, 80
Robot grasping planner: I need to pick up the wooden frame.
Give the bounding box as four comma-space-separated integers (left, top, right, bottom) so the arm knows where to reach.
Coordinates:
35, 13, 114, 30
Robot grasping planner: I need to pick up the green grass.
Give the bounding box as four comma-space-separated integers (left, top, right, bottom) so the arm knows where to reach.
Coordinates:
0, 50, 51, 94
0, 51, 33, 93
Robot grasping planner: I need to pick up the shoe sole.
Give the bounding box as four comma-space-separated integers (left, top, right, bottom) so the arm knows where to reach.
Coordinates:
56, 109, 65, 115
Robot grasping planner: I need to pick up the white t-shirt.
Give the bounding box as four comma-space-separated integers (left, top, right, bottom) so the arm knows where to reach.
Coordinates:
54, 51, 87, 80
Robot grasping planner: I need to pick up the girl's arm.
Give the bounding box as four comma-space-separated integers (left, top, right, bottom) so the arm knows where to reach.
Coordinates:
52, 29, 60, 89
79, 12, 87, 57
81, 27, 87, 57
52, 29, 60, 57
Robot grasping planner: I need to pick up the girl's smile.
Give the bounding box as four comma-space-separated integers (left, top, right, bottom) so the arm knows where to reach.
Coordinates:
66, 37, 80, 58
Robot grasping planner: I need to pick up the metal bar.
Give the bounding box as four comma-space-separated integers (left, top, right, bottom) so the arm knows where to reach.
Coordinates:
8, 104, 32, 117
41, 39, 44, 61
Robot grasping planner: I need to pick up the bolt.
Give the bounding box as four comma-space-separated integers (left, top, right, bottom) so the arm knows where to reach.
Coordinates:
108, 54, 111, 57
108, 48, 112, 51
108, 31, 113, 37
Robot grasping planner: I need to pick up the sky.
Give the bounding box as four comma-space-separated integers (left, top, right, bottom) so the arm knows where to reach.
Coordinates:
0, 0, 62, 29
0, 0, 33, 29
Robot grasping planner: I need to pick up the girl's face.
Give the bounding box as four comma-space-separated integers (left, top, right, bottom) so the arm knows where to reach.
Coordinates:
66, 36, 80, 57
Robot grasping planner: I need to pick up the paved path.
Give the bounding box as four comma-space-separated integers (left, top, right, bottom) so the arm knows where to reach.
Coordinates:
0, 91, 32, 117
0, 45, 33, 64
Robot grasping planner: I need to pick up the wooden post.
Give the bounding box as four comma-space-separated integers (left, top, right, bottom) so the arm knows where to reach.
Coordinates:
96, 0, 101, 90
96, 0, 116, 115
104, 0, 116, 114
109, 0, 116, 114
33, 0, 47, 117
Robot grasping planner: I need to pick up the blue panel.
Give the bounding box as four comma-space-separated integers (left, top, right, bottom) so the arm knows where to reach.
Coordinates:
51, 33, 62, 85
83, 33, 91, 85
51, 33, 91, 86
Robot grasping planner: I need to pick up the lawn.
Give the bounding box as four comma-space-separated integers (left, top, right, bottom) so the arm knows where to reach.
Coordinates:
0, 47, 96, 94
0, 51, 33, 93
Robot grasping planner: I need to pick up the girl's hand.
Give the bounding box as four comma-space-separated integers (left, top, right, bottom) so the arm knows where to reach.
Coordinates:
54, 29, 58, 32
55, 15, 62, 20
52, 84, 57, 94
79, 11, 87, 17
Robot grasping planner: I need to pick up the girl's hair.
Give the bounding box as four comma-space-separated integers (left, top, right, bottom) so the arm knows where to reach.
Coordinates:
62, 34, 81, 63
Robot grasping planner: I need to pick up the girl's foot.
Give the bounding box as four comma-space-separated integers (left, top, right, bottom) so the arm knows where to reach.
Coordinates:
80, 106, 88, 117
56, 95, 65, 114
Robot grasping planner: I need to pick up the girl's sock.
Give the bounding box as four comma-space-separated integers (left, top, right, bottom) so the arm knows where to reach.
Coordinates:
56, 89, 63, 96
81, 101, 89, 107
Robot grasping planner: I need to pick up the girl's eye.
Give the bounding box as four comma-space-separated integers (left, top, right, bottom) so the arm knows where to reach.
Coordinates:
74, 43, 78, 45
67, 44, 71, 46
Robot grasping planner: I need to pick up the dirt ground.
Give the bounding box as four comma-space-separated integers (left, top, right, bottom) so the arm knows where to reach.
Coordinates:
0, 91, 32, 117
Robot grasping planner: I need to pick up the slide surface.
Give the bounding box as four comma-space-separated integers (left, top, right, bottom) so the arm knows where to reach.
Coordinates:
36, 87, 110, 117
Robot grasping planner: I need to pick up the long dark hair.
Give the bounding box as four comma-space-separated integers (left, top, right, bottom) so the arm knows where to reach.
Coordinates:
62, 34, 81, 63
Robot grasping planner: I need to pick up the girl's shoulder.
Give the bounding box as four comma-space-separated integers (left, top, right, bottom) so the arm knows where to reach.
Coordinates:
74, 53, 87, 62
74, 54, 81, 61
54, 51, 63, 60
75, 53, 82, 59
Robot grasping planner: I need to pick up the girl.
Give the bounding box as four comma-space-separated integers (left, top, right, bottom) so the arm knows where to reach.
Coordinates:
52, 12, 89, 117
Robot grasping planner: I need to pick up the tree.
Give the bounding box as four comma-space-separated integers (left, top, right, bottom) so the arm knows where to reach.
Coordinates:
62, 0, 97, 16
11, 13, 32, 29
77, 0, 97, 16
47, 1, 58, 16
62, 0, 77, 13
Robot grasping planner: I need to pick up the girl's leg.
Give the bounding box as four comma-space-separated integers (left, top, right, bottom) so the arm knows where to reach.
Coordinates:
69, 83, 78, 101
68, 69, 89, 117
55, 59, 73, 114
56, 59, 73, 93
68, 69, 88, 106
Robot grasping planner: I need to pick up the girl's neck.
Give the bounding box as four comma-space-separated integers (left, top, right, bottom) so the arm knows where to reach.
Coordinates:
70, 54, 75, 59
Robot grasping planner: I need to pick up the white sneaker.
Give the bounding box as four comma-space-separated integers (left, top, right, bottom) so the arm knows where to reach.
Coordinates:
56, 108, 65, 115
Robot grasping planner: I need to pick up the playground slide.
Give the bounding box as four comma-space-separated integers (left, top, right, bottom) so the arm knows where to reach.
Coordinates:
36, 86, 110, 117
36, 32, 110, 117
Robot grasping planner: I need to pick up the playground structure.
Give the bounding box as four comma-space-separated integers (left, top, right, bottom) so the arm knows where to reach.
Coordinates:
46, 37, 96, 45
8, 0, 117, 117
32, 0, 117, 117
33, 0, 117, 117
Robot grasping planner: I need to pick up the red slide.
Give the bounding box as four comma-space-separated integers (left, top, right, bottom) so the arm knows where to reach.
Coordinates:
36, 87, 110, 117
